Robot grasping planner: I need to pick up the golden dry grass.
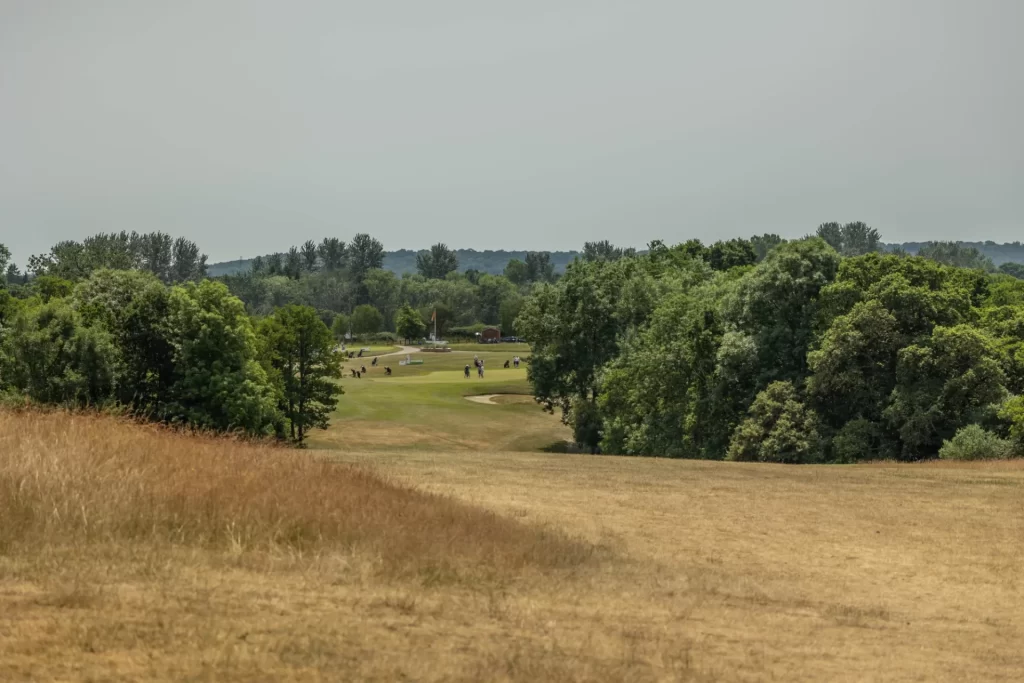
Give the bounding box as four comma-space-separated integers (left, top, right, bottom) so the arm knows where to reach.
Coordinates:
4, 410, 1024, 681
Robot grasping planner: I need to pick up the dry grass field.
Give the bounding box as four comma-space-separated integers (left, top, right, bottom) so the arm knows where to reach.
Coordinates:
3, 356, 1024, 682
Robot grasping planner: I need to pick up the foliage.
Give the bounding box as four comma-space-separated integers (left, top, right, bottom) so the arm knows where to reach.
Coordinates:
998, 262, 1024, 279
72, 269, 176, 413
938, 425, 1013, 461
331, 313, 350, 340
815, 221, 881, 256
28, 231, 207, 283
884, 325, 1007, 459
998, 396, 1024, 454
350, 304, 384, 337
916, 241, 996, 272
0, 299, 118, 406
708, 238, 757, 271
416, 243, 459, 279
163, 280, 280, 434
582, 240, 636, 263
727, 381, 823, 464
395, 303, 427, 341
258, 305, 341, 443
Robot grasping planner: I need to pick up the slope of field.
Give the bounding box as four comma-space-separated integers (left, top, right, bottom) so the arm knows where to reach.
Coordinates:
3, 356, 1024, 681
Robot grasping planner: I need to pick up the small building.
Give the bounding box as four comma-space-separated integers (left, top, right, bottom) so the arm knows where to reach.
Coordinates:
480, 327, 501, 343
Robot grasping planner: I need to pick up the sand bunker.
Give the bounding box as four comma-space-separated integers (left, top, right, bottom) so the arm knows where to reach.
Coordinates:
463, 394, 534, 406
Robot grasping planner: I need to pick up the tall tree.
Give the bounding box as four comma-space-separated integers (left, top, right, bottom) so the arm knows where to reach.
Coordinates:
582, 240, 635, 262
709, 239, 757, 271
395, 303, 427, 342
0, 243, 10, 281
416, 243, 459, 279
317, 237, 347, 271
139, 232, 174, 282
917, 241, 996, 271
164, 280, 280, 434
525, 251, 555, 282
260, 305, 341, 444
284, 246, 303, 280
300, 240, 319, 272
348, 233, 385, 281
350, 304, 383, 337
815, 221, 881, 257
503, 259, 530, 285
170, 237, 207, 283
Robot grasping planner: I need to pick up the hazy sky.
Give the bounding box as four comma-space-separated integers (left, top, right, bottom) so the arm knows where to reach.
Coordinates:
1, 1, 1021, 264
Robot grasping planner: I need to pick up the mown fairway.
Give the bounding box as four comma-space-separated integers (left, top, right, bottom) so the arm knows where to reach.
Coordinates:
2, 350, 1023, 681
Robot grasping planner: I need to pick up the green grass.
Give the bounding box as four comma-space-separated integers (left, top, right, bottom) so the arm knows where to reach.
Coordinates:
340, 344, 402, 358
314, 349, 566, 454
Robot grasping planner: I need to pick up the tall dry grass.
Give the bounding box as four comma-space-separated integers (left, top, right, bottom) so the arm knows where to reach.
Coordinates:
0, 410, 593, 578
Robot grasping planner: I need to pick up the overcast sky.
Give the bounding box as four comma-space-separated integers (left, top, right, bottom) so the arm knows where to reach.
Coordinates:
1, 1, 1021, 264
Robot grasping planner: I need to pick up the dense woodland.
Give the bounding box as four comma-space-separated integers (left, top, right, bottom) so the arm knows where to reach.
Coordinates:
2, 226, 1024, 459
517, 224, 1024, 462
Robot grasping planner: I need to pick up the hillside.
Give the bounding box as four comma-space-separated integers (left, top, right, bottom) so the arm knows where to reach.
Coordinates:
207, 248, 582, 277
885, 240, 1024, 265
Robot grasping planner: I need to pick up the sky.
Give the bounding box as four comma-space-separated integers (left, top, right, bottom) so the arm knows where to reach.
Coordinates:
1, 1, 1022, 265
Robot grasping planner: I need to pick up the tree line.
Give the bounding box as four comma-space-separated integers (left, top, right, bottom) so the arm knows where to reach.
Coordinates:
517, 223, 1024, 462
218, 236, 562, 342
3, 225, 1023, 454
1, 241, 339, 445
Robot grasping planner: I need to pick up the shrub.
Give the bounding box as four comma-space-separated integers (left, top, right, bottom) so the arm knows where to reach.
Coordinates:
727, 381, 823, 464
938, 424, 1013, 461
998, 396, 1024, 454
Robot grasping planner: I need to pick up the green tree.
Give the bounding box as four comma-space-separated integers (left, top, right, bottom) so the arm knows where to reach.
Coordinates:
0, 299, 118, 406
170, 237, 207, 282
998, 262, 1024, 280
729, 237, 841, 387
33, 275, 74, 302
750, 234, 785, 262
300, 240, 319, 272
331, 313, 350, 340
363, 269, 402, 329
885, 325, 1008, 459
395, 303, 427, 341
525, 251, 555, 282
72, 269, 176, 414
164, 280, 280, 434
475, 274, 517, 324
348, 233, 385, 282
0, 243, 10, 282
260, 305, 341, 443
917, 241, 995, 271
499, 294, 524, 336
709, 238, 757, 271
727, 381, 823, 464
350, 304, 383, 337
416, 243, 459, 279
816, 221, 881, 257
504, 259, 530, 286
317, 237, 347, 271
285, 246, 302, 280
582, 240, 635, 262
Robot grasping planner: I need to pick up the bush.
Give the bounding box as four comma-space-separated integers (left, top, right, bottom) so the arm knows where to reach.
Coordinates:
368, 331, 397, 343
938, 425, 1013, 461
727, 381, 823, 464
998, 396, 1024, 454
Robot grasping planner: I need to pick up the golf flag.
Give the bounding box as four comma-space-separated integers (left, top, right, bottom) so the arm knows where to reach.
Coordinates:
431, 309, 436, 323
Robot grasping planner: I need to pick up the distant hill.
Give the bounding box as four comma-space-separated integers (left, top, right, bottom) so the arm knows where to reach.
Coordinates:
883, 241, 1024, 265
208, 249, 582, 278
207, 241, 1024, 278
